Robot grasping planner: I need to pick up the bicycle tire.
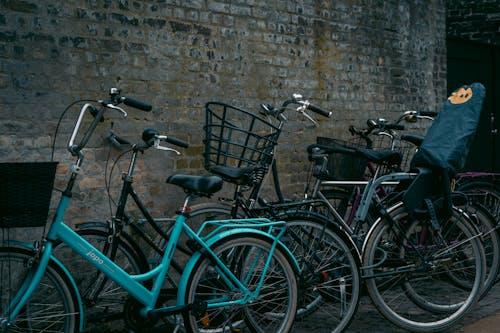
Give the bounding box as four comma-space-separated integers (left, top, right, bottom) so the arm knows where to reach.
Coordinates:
52, 228, 147, 331
282, 217, 361, 333
183, 234, 298, 333
187, 202, 243, 225
0, 246, 79, 333
362, 202, 485, 332
456, 202, 500, 299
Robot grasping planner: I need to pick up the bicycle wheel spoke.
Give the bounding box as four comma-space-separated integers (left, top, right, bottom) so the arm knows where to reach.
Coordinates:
363, 203, 485, 331
0, 247, 78, 333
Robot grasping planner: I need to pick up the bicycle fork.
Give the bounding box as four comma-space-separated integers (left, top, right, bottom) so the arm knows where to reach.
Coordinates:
1, 242, 54, 330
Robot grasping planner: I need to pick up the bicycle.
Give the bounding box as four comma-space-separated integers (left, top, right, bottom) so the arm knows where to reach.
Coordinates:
312, 111, 499, 298
52, 128, 196, 331
53, 95, 359, 333
189, 96, 362, 333
189, 93, 487, 332
0, 88, 298, 333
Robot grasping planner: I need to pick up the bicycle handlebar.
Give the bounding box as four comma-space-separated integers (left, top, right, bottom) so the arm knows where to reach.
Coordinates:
109, 129, 188, 156
68, 88, 152, 157
397, 110, 437, 123
348, 109, 438, 149
301, 100, 332, 118
120, 96, 152, 112
367, 119, 405, 131
163, 135, 189, 148
260, 94, 332, 127
418, 111, 438, 118
142, 128, 189, 149
354, 107, 437, 142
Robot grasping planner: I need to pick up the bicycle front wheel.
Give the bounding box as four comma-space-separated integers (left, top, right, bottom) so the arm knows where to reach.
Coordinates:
362, 202, 485, 332
283, 217, 361, 333
0, 246, 79, 332
52, 228, 146, 331
183, 234, 298, 333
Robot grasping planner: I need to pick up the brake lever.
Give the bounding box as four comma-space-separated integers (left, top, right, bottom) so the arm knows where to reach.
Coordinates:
153, 137, 181, 155
101, 102, 128, 118
297, 105, 319, 127
401, 111, 417, 123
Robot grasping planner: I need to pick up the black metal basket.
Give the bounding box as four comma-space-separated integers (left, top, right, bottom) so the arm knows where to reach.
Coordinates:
204, 102, 281, 183
0, 162, 58, 228
370, 135, 415, 173
316, 136, 370, 181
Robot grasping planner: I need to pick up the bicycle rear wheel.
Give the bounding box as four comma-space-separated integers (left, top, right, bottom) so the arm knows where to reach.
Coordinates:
459, 203, 500, 299
0, 246, 79, 332
362, 202, 485, 332
183, 234, 298, 333
457, 180, 500, 220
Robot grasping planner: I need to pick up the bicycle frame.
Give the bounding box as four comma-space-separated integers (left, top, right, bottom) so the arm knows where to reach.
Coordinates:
3, 96, 297, 330
6, 183, 290, 326
100, 142, 192, 272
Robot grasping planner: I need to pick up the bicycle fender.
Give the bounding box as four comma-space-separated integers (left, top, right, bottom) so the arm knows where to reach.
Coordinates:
176, 228, 299, 302
73, 221, 108, 230
6, 240, 85, 332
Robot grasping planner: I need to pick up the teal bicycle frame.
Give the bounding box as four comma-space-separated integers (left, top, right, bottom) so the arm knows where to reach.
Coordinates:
5, 175, 293, 329
3, 97, 298, 331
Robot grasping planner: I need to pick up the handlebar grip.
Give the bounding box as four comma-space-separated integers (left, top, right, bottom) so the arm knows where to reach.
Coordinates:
367, 119, 378, 129
419, 111, 438, 118
166, 136, 189, 148
121, 97, 152, 111
384, 123, 405, 130
307, 104, 332, 118
108, 132, 131, 148
401, 134, 424, 147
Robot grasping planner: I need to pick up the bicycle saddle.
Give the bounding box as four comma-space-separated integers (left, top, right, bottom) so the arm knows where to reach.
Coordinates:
167, 174, 223, 195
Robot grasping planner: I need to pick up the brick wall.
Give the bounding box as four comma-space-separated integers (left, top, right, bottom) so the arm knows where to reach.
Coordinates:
446, 0, 500, 45
0, 0, 447, 226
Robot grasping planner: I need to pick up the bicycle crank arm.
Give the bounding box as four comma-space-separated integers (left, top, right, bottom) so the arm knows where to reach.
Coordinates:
148, 299, 207, 319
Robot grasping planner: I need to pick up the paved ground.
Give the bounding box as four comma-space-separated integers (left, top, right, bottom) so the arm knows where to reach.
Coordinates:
345, 283, 500, 333
289, 282, 500, 333
87, 282, 500, 332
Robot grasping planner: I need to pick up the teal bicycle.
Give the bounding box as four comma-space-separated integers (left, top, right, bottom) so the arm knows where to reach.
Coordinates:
0, 89, 298, 333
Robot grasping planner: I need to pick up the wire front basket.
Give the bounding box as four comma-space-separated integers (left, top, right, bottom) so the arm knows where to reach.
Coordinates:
370, 135, 416, 173
204, 102, 281, 185
0, 162, 58, 228
316, 136, 370, 181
